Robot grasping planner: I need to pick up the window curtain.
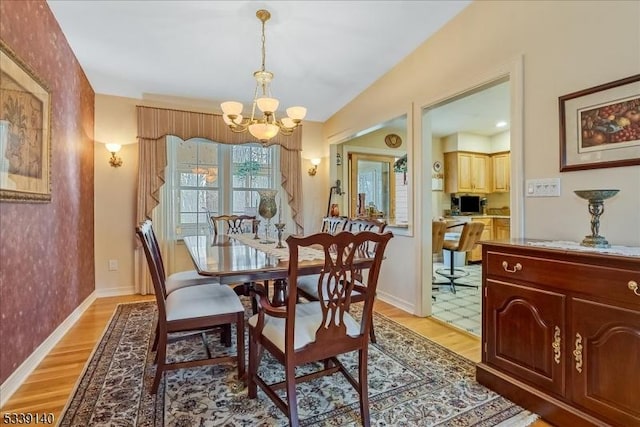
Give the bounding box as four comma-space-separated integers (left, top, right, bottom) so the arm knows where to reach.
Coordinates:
134, 106, 304, 294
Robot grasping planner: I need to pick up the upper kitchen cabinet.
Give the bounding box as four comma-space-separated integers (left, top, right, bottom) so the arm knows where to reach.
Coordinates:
491, 152, 510, 192
444, 152, 490, 193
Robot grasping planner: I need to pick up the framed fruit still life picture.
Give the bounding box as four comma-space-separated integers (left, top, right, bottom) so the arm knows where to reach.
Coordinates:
559, 74, 640, 172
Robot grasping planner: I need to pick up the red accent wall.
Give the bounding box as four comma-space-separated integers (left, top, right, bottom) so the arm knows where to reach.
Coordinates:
0, 1, 95, 383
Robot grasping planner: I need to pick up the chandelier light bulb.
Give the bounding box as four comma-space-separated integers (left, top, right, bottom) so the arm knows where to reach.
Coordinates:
281, 117, 296, 129
286, 106, 307, 121
221, 101, 243, 117
256, 97, 279, 114
249, 122, 280, 142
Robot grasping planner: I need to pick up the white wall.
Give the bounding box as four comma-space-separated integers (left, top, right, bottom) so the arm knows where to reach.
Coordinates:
324, 0, 640, 314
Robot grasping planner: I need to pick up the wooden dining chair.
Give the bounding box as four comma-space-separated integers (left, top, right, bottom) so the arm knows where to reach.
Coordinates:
210, 214, 256, 236
320, 216, 348, 234
146, 220, 219, 294
248, 231, 393, 427
297, 217, 388, 342
136, 220, 245, 394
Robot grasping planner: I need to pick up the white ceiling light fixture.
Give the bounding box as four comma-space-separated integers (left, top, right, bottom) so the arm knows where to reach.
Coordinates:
495, 120, 507, 128
221, 9, 307, 143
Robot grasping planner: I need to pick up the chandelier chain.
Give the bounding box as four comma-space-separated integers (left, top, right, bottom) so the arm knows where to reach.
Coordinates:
260, 16, 266, 73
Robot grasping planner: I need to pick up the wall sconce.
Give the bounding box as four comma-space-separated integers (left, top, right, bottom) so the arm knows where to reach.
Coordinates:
105, 143, 123, 168
336, 153, 342, 166
308, 158, 321, 176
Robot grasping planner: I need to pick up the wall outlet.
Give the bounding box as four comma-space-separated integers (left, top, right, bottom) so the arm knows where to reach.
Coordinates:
526, 178, 561, 197
108, 259, 118, 271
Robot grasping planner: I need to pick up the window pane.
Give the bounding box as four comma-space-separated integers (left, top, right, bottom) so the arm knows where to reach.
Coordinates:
232, 190, 260, 214
180, 189, 219, 220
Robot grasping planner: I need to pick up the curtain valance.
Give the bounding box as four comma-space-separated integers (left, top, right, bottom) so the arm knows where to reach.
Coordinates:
136, 106, 302, 151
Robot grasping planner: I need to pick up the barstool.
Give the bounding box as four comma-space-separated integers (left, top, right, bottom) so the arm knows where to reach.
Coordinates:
435, 222, 484, 293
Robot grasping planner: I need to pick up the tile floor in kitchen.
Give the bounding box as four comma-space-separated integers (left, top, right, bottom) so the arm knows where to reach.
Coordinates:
432, 262, 482, 336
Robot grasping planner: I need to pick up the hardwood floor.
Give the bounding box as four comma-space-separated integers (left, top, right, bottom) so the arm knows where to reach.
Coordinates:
0, 295, 550, 426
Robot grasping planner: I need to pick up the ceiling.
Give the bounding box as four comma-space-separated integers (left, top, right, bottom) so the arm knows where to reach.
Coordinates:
46, 0, 471, 123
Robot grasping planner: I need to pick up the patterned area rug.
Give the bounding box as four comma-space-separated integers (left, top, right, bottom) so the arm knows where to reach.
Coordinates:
59, 302, 538, 426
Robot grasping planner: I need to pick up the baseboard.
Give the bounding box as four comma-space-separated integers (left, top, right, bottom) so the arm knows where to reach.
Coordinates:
0, 291, 97, 407
376, 290, 415, 314
95, 285, 136, 297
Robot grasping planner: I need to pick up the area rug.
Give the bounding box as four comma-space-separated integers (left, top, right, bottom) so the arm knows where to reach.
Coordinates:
59, 302, 538, 426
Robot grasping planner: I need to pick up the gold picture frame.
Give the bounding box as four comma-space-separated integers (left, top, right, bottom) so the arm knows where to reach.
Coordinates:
559, 74, 640, 172
0, 39, 51, 202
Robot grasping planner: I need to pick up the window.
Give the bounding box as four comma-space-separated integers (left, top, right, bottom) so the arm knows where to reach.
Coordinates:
169, 136, 279, 237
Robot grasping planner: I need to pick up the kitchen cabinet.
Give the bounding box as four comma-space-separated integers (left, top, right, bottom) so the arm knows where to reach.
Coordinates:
477, 241, 640, 426
444, 152, 490, 194
493, 218, 510, 241
491, 152, 510, 192
468, 217, 492, 262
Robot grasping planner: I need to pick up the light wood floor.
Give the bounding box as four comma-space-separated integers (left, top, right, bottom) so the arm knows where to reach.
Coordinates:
0, 295, 550, 426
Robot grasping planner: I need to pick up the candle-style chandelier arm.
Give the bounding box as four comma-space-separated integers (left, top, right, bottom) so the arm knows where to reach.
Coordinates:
220, 9, 306, 143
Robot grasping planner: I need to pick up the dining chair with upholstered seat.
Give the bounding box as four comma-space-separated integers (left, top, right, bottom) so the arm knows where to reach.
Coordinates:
146, 220, 219, 294
248, 230, 393, 427
435, 221, 484, 294
297, 217, 388, 343
210, 214, 256, 236
136, 220, 245, 394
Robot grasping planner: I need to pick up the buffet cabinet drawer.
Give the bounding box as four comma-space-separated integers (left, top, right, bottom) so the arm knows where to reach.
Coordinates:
485, 250, 640, 305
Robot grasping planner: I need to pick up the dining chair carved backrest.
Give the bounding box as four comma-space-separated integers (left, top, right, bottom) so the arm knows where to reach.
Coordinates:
248, 230, 393, 427
211, 214, 256, 236
136, 220, 245, 394
297, 217, 389, 343
145, 220, 218, 294
320, 216, 348, 235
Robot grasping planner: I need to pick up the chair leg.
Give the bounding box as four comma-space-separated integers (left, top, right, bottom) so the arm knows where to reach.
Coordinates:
152, 321, 159, 351
248, 327, 260, 398
358, 348, 371, 427
369, 323, 377, 344
285, 363, 299, 426
152, 334, 167, 394
236, 314, 245, 380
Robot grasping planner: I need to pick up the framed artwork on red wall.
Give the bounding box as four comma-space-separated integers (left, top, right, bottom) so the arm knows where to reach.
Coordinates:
0, 40, 51, 202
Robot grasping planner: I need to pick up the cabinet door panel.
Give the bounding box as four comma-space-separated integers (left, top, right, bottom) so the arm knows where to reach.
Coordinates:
472, 155, 489, 192
458, 153, 473, 191
570, 298, 640, 426
485, 279, 566, 395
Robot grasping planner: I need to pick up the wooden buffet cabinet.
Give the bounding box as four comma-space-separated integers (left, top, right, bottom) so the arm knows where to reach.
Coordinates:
477, 240, 640, 426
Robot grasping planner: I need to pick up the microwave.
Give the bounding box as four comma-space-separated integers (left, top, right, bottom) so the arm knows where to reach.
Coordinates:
459, 195, 482, 214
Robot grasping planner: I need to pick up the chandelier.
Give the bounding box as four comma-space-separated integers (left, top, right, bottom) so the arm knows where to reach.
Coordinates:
221, 9, 306, 143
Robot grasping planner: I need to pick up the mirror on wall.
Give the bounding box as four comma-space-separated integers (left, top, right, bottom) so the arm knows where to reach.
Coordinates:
333, 114, 410, 230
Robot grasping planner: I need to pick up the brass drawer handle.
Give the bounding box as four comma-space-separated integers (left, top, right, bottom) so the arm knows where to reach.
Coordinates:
573, 333, 583, 373
502, 261, 522, 273
629, 280, 640, 296
552, 326, 561, 364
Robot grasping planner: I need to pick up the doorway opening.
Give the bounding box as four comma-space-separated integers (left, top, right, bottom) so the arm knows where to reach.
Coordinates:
424, 77, 512, 336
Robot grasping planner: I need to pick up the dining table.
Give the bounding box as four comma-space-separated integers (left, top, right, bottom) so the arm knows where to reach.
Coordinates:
182, 233, 329, 307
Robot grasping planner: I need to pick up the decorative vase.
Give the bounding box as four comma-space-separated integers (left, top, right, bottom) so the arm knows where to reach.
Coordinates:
574, 189, 619, 248
257, 189, 277, 243
330, 203, 340, 217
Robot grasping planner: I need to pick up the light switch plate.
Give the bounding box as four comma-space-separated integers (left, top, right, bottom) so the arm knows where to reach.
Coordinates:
526, 178, 561, 197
